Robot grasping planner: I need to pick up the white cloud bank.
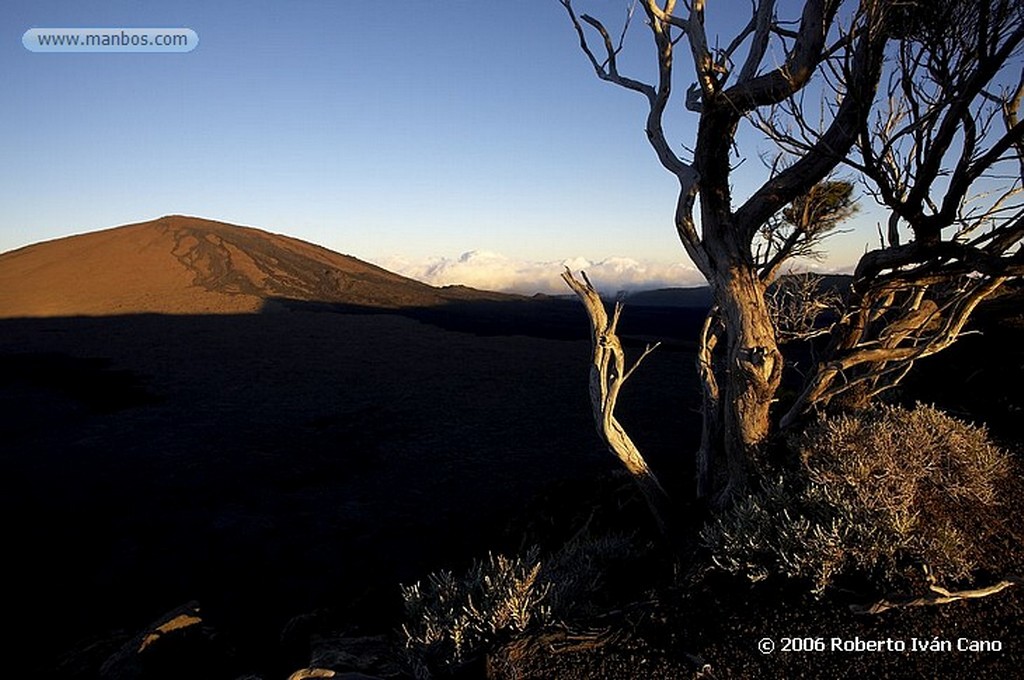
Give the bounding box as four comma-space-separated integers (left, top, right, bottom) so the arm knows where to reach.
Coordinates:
373, 251, 707, 295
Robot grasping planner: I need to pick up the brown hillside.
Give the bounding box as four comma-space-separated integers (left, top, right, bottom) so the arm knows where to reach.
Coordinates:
0, 215, 507, 317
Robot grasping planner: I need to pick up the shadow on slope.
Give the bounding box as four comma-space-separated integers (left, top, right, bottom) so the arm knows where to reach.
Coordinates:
261, 294, 710, 347
0, 305, 702, 676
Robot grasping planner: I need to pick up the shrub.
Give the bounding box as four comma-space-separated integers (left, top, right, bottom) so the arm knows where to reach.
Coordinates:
400, 546, 552, 677
702, 403, 1010, 594
541, 529, 642, 618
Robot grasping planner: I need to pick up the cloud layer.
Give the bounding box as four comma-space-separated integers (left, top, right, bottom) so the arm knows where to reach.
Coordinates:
373, 251, 707, 295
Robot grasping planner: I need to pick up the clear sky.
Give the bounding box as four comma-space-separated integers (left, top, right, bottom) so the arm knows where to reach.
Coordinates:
2, 1, 881, 293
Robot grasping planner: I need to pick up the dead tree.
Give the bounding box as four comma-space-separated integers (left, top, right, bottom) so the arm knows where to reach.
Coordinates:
558, 0, 1024, 506
561, 269, 673, 536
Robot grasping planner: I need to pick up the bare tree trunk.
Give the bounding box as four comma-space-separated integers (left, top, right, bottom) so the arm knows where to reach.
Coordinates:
562, 270, 675, 536
695, 307, 723, 499
710, 267, 784, 504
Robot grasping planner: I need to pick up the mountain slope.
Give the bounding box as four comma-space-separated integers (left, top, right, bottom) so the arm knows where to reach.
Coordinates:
0, 215, 509, 317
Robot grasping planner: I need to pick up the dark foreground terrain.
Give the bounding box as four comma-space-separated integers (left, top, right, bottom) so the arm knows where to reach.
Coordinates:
0, 299, 699, 676
2, 292, 1023, 678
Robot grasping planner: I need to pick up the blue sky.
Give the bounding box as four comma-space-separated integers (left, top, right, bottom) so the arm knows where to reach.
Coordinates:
2, 1, 881, 293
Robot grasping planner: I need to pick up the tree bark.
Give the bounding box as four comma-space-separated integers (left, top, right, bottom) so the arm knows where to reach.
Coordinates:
709, 267, 784, 504
695, 307, 724, 499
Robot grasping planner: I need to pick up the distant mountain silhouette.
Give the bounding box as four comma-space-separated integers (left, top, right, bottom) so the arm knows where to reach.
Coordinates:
624, 286, 714, 308
0, 215, 513, 317
623, 274, 854, 309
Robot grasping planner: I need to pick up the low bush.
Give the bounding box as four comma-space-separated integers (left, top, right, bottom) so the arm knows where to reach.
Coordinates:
400, 546, 552, 677
702, 403, 1010, 594
541, 528, 643, 618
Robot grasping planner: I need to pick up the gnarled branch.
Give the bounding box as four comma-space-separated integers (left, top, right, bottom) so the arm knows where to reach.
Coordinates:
562, 269, 674, 536
851, 578, 1020, 615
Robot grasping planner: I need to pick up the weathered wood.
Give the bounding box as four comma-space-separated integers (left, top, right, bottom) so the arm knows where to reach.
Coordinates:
561, 269, 674, 536
695, 307, 723, 500
851, 579, 1020, 615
